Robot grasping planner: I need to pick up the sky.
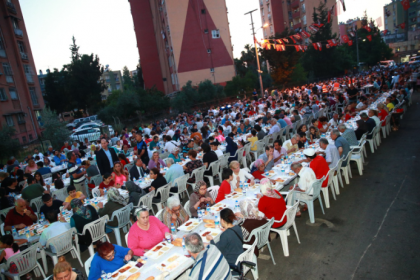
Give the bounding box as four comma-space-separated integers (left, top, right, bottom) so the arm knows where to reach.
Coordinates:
20, 0, 390, 74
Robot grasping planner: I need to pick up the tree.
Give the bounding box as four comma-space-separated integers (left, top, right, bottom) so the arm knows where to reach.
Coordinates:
69, 36, 80, 62
260, 29, 303, 86
133, 64, 144, 90
44, 68, 69, 113
39, 107, 71, 150
289, 63, 308, 86
122, 66, 134, 91
224, 70, 258, 97
0, 126, 21, 162
301, 2, 354, 79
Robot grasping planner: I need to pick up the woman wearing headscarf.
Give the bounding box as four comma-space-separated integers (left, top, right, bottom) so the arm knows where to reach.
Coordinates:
251, 159, 266, 181
125, 181, 146, 206
97, 188, 127, 227
257, 179, 287, 228
172, 129, 182, 142
69, 199, 99, 252
189, 180, 214, 218
225, 133, 238, 162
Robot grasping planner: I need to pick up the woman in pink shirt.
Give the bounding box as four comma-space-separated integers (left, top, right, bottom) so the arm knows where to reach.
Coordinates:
111, 162, 129, 187
127, 207, 170, 256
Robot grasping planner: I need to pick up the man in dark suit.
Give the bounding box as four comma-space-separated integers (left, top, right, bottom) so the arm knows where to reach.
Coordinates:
96, 138, 119, 175
129, 158, 149, 181
360, 112, 376, 139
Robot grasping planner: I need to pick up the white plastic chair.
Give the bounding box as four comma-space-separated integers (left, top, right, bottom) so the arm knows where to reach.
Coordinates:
366, 129, 377, 153
171, 174, 189, 199
339, 150, 353, 185
80, 215, 110, 257
321, 168, 337, 209
235, 239, 258, 280
41, 173, 52, 180
18, 180, 27, 188
0, 206, 13, 221
184, 201, 191, 217
270, 202, 301, 257
292, 177, 326, 224
45, 228, 83, 267
153, 183, 172, 211
218, 154, 230, 181
90, 174, 103, 187
84, 255, 94, 277
137, 189, 155, 215
108, 203, 133, 246
155, 209, 164, 222
124, 232, 129, 247
159, 152, 170, 159
350, 141, 366, 176
207, 185, 219, 202
3, 243, 46, 280
251, 140, 265, 159
1, 223, 5, 235
204, 160, 221, 186
186, 166, 206, 191
124, 163, 134, 173
52, 188, 68, 201
244, 142, 252, 166
91, 187, 101, 198
30, 196, 44, 218
234, 147, 246, 168
244, 218, 275, 265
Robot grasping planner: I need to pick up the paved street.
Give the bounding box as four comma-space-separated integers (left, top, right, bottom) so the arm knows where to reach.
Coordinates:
35, 93, 420, 280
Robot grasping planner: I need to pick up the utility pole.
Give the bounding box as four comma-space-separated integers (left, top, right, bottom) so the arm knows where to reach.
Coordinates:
355, 25, 360, 72
245, 9, 264, 98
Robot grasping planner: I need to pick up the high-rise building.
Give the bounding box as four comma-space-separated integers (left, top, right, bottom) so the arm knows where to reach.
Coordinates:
129, 0, 235, 95
0, 0, 44, 144
259, 0, 339, 39
100, 70, 123, 100
338, 18, 363, 38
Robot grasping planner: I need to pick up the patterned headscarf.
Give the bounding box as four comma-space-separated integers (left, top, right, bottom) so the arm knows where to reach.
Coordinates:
254, 159, 265, 168
107, 187, 127, 206
194, 180, 207, 194
70, 199, 91, 220
239, 199, 265, 220
259, 178, 281, 199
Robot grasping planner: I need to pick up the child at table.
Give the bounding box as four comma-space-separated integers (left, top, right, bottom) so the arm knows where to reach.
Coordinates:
98, 173, 115, 196
0, 235, 27, 275
309, 126, 319, 144
215, 168, 234, 203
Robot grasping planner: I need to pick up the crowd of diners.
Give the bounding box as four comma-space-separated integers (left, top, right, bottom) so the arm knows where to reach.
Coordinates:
0, 63, 417, 280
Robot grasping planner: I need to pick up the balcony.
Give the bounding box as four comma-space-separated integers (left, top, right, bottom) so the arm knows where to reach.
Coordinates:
14, 28, 23, 37
6, 2, 16, 14
293, 11, 300, 18
383, 33, 407, 44
291, 0, 300, 8
20, 52, 28, 60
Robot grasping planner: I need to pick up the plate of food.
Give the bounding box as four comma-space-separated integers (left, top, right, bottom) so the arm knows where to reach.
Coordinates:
210, 203, 227, 212
156, 254, 189, 273
203, 219, 216, 228
177, 219, 201, 232
199, 229, 221, 240
144, 242, 174, 259
118, 264, 132, 274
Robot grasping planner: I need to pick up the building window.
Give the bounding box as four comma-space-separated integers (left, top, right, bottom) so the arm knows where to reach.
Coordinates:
17, 41, 28, 60
201, 9, 206, 14
24, 65, 34, 83
207, 49, 211, 53
5, 115, 13, 126
29, 134, 33, 141
210, 68, 214, 73
9, 87, 18, 100
0, 88, 7, 101
29, 87, 39, 105
22, 136, 27, 143
211, 30, 220, 38
0, 34, 5, 58
17, 113, 24, 123
2, 62, 13, 83
261, 8, 264, 16
204, 29, 208, 34
270, 26, 273, 34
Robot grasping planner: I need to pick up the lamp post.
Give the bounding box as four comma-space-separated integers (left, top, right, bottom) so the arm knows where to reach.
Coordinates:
245, 9, 265, 98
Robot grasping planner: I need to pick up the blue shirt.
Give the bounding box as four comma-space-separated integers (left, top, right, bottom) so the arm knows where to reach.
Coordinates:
103, 149, 114, 168
53, 154, 66, 166
88, 245, 130, 280
37, 167, 52, 175
165, 163, 184, 185
277, 119, 287, 128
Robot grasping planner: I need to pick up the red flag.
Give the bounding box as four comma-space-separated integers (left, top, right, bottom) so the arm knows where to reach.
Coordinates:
266, 44, 271, 50
326, 44, 331, 49
366, 35, 372, 41
317, 42, 322, 51
277, 39, 283, 44
301, 30, 310, 38
341, 35, 349, 43
294, 45, 300, 52
348, 40, 353, 46
332, 39, 337, 46
261, 40, 268, 49
303, 45, 308, 51
363, 26, 371, 32
293, 34, 301, 40
254, 36, 261, 46
312, 23, 324, 28
289, 36, 296, 43
401, 0, 410, 11
328, 5, 335, 23
383, 30, 388, 35
399, 22, 406, 29
283, 38, 289, 43
275, 44, 282, 51
313, 43, 318, 50
299, 45, 304, 52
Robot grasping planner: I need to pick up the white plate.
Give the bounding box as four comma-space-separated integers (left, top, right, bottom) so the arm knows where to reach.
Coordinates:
210, 203, 228, 212
177, 219, 201, 232
144, 242, 174, 260
156, 253, 189, 273
199, 228, 222, 240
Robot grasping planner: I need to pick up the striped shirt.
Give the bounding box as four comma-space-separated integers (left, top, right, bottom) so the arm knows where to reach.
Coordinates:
189, 244, 232, 280
68, 162, 86, 184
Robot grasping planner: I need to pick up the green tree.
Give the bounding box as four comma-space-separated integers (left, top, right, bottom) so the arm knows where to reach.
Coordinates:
289, 63, 308, 85
0, 126, 21, 162
39, 107, 71, 149
224, 70, 258, 97
122, 66, 134, 91
133, 65, 145, 90
44, 69, 69, 113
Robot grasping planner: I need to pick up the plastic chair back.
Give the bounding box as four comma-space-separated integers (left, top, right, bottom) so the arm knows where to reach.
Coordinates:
279, 202, 300, 229
45, 228, 77, 256
90, 174, 103, 187
262, 135, 270, 147
30, 196, 44, 215
92, 187, 101, 198
174, 174, 188, 194
207, 160, 221, 178
190, 166, 205, 183
155, 183, 171, 206
160, 152, 170, 159
138, 189, 154, 208
306, 177, 325, 199
6, 242, 44, 277
84, 255, 94, 276
82, 215, 110, 243
155, 209, 164, 222
220, 153, 230, 169
18, 180, 27, 188
207, 185, 220, 202
0, 206, 13, 221
245, 218, 274, 250
255, 140, 265, 156
235, 239, 258, 276
52, 188, 68, 202
41, 173, 52, 180
184, 201, 191, 217
124, 163, 134, 173
110, 203, 133, 230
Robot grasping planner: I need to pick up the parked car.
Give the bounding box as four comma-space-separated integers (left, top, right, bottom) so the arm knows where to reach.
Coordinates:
379, 60, 396, 69
66, 115, 99, 129
74, 122, 114, 135
70, 127, 101, 143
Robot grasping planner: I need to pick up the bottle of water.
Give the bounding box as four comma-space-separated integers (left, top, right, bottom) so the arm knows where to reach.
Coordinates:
235, 200, 239, 210
104, 189, 107, 196
106, 273, 112, 280
197, 207, 202, 221
25, 227, 30, 239
12, 226, 17, 238
215, 215, 220, 228
243, 185, 247, 197
40, 212, 45, 223
171, 223, 176, 235
182, 237, 187, 254
101, 271, 106, 280
206, 204, 210, 213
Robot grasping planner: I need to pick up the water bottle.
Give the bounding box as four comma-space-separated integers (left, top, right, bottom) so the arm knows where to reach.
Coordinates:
235, 200, 239, 210
215, 215, 220, 228
12, 226, 17, 238
243, 185, 247, 197
104, 189, 107, 196
106, 273, 112, 280
40, 212, 45, 223
171, 223, 176, 235
182, 237, 187, 254
197, 207, 202, 221
25, 227, 30, 239
206, 204, 210, 213
101, 271, 106, 280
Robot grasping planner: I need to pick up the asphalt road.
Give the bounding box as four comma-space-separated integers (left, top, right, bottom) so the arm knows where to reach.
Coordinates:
34, 92, 420, 280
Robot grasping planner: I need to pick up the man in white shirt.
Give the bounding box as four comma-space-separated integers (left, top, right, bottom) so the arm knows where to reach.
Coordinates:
268, 119, 280, 135
210, 142, 223, 157
288, 162, 317, 208
167, 124, 175, 137
282, 134, 300, 155
40, 211, 71, 253
328, 113, 340, 128
164, 136, 180, 153
196, 119, 203, 130
33, 148, 44, 160
143, 125, 151, 136
317, 138, 339, 169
